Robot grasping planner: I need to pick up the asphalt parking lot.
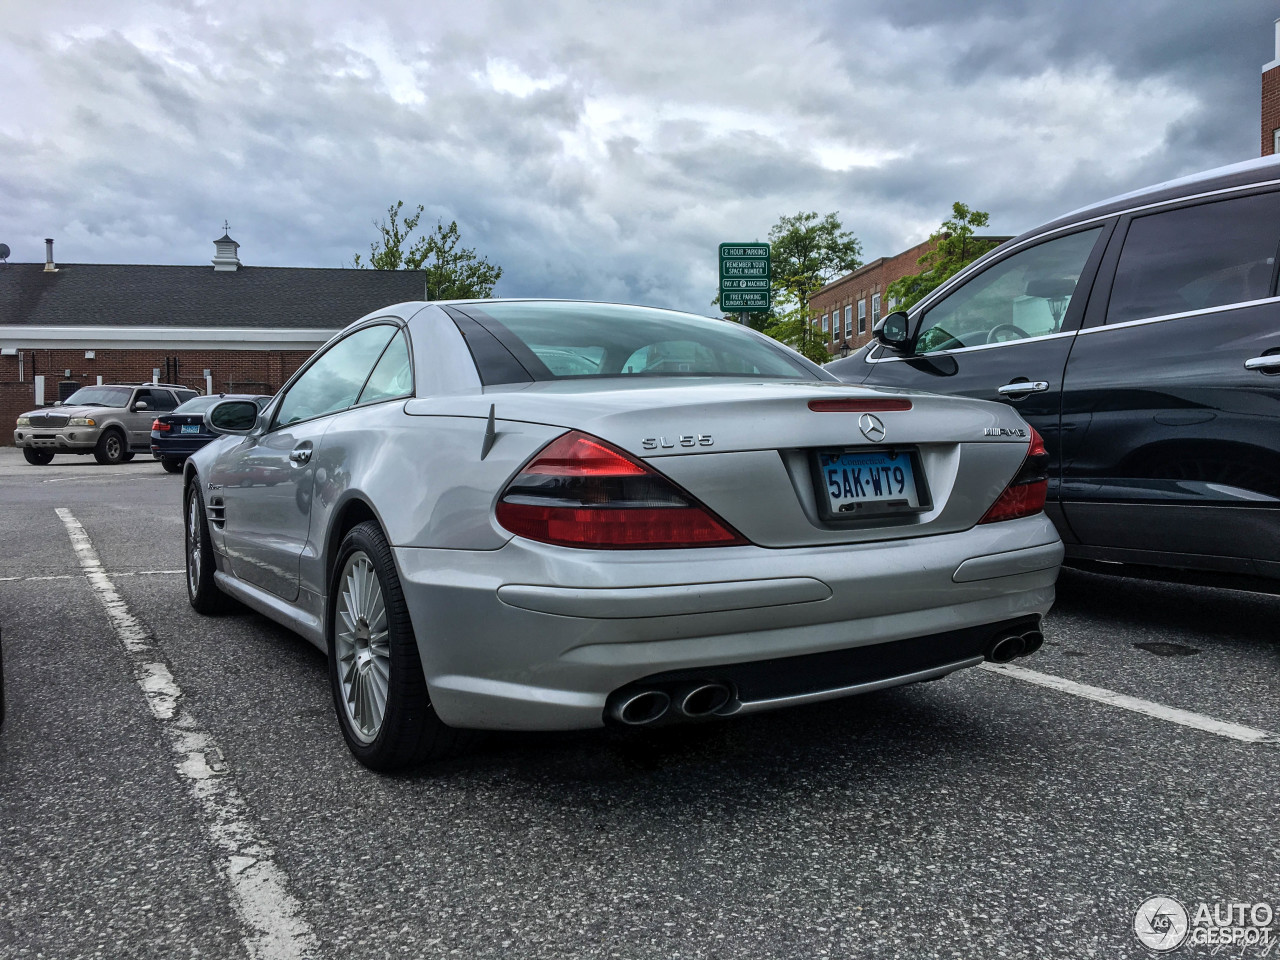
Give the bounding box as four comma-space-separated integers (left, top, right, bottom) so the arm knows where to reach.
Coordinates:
0, 447, 1277, 960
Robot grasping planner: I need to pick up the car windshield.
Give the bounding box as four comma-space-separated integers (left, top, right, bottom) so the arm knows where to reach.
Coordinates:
63, 386, 132, 407
452, 301, 822, 383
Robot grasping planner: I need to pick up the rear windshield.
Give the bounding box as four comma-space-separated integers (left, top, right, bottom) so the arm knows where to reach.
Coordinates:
450, 301, 822, 384
64, 386, 132, 408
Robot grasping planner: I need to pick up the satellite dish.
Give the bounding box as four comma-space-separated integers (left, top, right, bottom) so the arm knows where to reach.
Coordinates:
0, 243, 10, 261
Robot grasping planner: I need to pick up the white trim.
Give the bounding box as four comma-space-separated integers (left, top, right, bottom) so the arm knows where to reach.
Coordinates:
0, 325, 337, 351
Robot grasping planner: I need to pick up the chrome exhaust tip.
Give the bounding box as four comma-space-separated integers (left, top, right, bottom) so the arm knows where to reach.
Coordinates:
610, 690, 671, 726
986, 634, 1026, 664
1020, 630, 1045, 656
680, 683, 732, 718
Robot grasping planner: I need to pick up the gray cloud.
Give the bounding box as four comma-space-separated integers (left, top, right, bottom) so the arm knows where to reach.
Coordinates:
0, 0, 1276, 315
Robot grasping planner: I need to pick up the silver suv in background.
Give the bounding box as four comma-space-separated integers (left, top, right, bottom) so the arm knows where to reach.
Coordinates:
14, 383, 199, 465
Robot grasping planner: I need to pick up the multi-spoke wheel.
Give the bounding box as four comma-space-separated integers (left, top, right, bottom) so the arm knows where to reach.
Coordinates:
185, 482, 229, 614
326, 521, 468, 770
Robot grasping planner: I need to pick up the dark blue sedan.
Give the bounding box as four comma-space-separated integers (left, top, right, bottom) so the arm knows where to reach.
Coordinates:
151, 394, 271, 472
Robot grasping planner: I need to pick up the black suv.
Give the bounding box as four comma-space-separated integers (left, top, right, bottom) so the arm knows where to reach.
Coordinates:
827, 155, 1280, 587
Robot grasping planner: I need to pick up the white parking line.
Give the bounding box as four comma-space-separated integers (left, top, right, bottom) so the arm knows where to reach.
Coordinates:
41, 472, 160, 483
981, 662, 1279, 745
55, 508, 321, 960
0, 570, 184, 582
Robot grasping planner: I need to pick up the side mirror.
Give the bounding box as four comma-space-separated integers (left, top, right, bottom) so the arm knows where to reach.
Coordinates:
207, 399, 260, 436
874, 310, 915, 352
133, 401, 149, 412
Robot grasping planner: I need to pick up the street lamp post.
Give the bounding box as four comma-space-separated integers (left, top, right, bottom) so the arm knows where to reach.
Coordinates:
840, 339, 851, 359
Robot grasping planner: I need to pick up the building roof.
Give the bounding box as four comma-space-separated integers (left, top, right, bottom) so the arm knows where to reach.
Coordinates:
0, 263, 426, 330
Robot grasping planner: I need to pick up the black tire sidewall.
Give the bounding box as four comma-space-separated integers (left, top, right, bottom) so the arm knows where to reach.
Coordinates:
23, 449, 53, 465
95, 430, 126, 465
184, 482, 225, 613
326, 521, 436, 770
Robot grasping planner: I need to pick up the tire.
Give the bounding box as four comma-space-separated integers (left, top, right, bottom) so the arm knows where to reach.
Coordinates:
185, 482, 230, 614
162, 458, 183, 474
327, 521, 468, 770
22, 449, 54, 466
120, 451, 136, 463
94, 430, 127, 465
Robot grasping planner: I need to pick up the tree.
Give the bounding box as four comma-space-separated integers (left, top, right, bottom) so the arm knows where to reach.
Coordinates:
886, 202, 1000, 312
762, 212, 862, 363
353, 202, 503, 299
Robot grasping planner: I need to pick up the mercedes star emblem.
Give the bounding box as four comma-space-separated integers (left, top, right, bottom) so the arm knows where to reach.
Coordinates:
859, 413, 887, 442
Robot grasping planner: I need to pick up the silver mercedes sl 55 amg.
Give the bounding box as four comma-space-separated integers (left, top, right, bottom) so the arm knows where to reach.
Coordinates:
184, 299, 1063, 770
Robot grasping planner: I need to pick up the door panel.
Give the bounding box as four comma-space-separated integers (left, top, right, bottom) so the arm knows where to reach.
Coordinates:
1058, 189, 1280, 566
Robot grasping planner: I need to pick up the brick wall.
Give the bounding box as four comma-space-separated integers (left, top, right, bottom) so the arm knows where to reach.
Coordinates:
809, 240, 937, 357
1, 347, 314, 444
1263, 65, 1280, 155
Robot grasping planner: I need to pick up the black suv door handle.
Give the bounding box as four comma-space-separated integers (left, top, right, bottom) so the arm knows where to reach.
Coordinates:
997, 380, 1050, 397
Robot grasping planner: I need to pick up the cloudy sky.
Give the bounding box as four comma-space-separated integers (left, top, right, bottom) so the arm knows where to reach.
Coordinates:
1, 0, 1276, 315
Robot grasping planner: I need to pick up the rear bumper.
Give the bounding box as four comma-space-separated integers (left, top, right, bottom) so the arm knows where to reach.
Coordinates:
150, 436, 210, 459
393, 514, 1063, 730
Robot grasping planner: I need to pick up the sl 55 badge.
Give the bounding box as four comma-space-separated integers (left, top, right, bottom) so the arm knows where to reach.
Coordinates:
642, 435, 714, 450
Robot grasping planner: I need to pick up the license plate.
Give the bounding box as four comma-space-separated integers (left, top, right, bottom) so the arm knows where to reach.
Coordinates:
181, 424, 200, 434
815, 448, 925, 517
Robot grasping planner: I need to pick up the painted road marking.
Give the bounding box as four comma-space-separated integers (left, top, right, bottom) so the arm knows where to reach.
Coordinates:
981, 662, 1279, 746
56, 508, 320, 960
41, 472, 164, 483
0, 570, 183, 582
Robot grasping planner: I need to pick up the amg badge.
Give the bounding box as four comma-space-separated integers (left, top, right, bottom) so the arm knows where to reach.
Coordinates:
983, 427, 1028, 437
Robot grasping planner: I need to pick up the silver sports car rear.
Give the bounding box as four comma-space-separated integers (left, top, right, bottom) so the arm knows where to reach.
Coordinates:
185, 300, 1062, 770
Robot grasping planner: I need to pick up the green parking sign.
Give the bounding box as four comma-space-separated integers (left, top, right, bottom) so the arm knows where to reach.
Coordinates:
719, 243, 770, 312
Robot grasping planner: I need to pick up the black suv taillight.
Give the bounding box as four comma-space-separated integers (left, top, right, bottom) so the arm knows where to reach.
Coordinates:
495, 431, 748, 549
979, 427, 1049, 524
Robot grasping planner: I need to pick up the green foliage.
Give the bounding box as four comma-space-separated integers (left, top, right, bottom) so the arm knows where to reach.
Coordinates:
763, 211, 861, 360
354, 202, 503, 300
886, 202, 1000, 312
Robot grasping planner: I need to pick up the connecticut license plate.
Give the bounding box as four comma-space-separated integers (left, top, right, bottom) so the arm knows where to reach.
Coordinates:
181, 424, 200, 434
816, 448, 923, 515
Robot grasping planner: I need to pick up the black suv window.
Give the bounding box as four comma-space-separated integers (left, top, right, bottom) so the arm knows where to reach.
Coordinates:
914, 227, 1103, 354
1107, 191, 1280, 325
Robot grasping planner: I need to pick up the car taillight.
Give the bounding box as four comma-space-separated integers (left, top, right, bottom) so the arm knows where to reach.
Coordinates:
153, 419, 170, 432
495, 430, 749, 549
979, 427, 1049, 524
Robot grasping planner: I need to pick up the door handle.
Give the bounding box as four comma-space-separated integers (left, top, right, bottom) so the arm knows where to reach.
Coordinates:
289, 447, 312, 464
997, 380, 1050, 396
1244, 355, 1280, 372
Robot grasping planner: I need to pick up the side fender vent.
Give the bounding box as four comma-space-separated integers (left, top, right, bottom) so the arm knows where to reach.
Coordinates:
207, 497, 226, 529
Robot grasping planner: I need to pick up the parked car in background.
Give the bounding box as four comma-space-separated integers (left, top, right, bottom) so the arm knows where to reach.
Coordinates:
151, 394, 271, 473
14, 383, 199, 465
184, 299, 1062, 771
826, 155, 1280, 587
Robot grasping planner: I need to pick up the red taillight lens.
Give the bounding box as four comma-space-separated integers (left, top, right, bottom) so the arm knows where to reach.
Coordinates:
153, 419, 170, 432
979, 427, 1049, 524
808, 398, 912, 413
495, 431, 748, 549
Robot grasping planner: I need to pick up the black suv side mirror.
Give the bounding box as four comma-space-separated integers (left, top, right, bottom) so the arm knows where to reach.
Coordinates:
874, 310, 916, 352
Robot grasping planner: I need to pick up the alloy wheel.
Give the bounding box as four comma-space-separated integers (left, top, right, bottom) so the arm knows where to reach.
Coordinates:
334, 552, 391, 744
187, 494, 202, 597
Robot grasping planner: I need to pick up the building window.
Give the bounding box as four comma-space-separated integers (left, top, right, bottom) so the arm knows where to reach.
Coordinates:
857, 299, 867, 334
872, 293, 881, 326
843, 305, 852, 338
822, 314, 829, 333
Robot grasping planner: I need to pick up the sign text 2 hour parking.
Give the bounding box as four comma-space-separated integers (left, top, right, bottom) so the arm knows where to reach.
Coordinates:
719, 243, 771, 312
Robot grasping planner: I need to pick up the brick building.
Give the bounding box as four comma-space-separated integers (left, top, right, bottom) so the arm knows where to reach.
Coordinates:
1263, 19, 1280, 155
0, 235, 425, 442
809, 239, 934, 359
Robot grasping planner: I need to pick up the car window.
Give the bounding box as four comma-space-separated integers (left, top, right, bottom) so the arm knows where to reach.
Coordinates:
455, 301, 819, 382
147, 390, 179, 412
1106, 192, 1280, 326
63, 386, 132, 407
356, 331, 413, 405
914, 227, 1103, 355
274, 325, 398, 427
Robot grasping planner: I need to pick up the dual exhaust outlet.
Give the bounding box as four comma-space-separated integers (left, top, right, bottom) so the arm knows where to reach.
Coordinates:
608, 682, 734, 727
984, 629, 1045, 664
